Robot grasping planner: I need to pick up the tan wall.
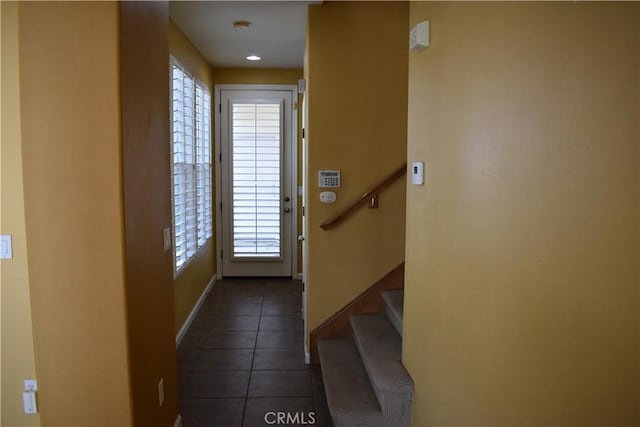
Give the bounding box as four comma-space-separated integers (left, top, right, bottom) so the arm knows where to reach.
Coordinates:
169, 19, 216, 334
170, 19, 213, 87
213, 67, 304, 276
213, 67, 302, 85
0, 3, 41, 425
18, 2, 132, 425
404, 3, 640, 426
120, 3, 178, 426
305, 2, 408, 332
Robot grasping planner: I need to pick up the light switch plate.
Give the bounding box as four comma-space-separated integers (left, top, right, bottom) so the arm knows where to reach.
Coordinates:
158, 378, 165, 407
1, 235, 13, 259
163, 228, 171, 252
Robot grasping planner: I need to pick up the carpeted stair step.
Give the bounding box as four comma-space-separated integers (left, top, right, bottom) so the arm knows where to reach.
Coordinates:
382, 290, 404, 337
350, 314, 413, 419
317, 338, 408, 427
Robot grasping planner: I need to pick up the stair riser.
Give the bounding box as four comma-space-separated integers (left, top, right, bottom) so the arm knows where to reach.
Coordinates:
319, 339, 411, 427
350, 315, 414, 417
377, 390, 412, 417
384, 304, 403, 337
381, 290, 404, 337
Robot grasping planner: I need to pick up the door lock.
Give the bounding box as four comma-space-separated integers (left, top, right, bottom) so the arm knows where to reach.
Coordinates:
284, 196, 290, 202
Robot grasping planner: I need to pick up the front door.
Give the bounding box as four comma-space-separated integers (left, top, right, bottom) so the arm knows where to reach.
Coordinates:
219, 87, 295, 276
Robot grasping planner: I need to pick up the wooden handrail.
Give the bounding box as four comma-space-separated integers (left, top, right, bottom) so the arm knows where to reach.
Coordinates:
320, 162, 407, 231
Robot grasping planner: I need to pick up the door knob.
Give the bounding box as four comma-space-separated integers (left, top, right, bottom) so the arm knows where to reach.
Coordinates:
284, 207, 291, 213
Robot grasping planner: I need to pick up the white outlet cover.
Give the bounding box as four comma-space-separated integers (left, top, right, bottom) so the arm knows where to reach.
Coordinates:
158, 378, 165, 407
24, 380, 37, 392
162, 228, 171, 252
1, 235, 13, 259
23, 391, 37, 414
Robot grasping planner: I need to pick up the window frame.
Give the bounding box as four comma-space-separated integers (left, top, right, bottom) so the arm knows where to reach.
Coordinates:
170, 56, 213, 276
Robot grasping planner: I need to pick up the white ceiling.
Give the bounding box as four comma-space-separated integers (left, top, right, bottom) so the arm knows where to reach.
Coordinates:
170, 1, 315, 69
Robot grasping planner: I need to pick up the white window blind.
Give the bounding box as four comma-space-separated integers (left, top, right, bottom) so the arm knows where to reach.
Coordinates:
171, 57, 212, 272
196, 86, 213, 247
231, 102, 282, 258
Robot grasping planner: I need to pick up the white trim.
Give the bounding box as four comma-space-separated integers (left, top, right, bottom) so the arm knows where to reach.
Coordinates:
215, 84, 298, 278
291, 95, 299, 278
173, 414, 182, 427
297, 273, 303, 280
175, 275, 216, 346
305, 351, 310, 365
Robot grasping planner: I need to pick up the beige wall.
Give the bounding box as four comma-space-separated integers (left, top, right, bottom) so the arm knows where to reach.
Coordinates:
169, 19, 217, 335
404, 2, 640, 426
170, 19, 213, 87
18, 2, 132, 425
305, 2, 408, 333
213, 67, 302, 85
0, 3, 41, 425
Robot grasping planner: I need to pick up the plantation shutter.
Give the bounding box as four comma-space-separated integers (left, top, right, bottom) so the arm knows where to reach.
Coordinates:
196, 84, 213, 247
231, 102, 283, 258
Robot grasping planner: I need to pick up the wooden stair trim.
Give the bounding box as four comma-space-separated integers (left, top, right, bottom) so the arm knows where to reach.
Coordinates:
309, 262, 405, 364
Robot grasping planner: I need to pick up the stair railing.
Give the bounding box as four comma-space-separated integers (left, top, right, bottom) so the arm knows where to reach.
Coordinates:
320, 163, 407, 231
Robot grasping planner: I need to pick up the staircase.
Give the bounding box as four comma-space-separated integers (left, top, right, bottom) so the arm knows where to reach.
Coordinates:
318, 290, 413, 427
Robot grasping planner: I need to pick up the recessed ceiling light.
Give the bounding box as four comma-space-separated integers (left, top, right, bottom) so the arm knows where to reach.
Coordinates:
246, 55, 261, 61
233, 21, 251, 30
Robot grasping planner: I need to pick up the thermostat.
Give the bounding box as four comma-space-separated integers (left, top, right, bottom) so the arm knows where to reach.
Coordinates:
318, 170, 341, 188
411, 162, 424, 185
410, 20, 429, 52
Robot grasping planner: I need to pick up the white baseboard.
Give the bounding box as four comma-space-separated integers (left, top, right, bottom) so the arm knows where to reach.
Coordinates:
176, 275, 216, 347
173, 414, 182, 427
297, 273, 303, 280
305, 351, 310, 364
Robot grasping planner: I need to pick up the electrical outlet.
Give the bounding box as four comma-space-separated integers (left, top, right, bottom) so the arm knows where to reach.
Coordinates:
23, 391, 37, 414
158, 378, 164, 407
23, 380, 38, 414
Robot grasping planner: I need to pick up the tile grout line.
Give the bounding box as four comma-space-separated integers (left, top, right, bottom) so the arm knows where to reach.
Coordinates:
240, 289, 264, 427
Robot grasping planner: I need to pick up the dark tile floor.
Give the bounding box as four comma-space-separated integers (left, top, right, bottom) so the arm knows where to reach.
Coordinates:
178, 278, 333, 427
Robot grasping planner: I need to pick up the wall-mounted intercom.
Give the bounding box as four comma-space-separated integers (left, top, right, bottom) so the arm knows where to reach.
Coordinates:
318, 170, 341, 188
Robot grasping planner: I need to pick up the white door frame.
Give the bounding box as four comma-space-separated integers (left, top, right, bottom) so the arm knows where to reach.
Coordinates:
214, 84, 298, 278
299, 80, 309, 362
